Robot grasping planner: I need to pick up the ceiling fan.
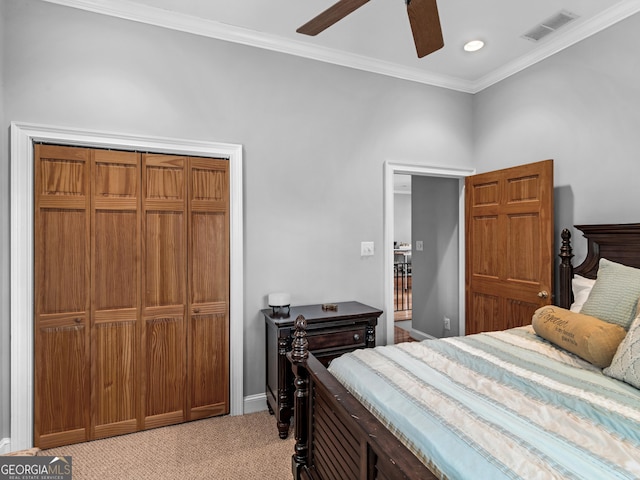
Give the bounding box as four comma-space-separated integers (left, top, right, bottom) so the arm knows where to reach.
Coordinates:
296, 0, 444, 58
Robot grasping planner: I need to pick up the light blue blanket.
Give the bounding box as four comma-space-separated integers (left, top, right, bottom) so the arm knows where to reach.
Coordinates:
328, 326, 640, 480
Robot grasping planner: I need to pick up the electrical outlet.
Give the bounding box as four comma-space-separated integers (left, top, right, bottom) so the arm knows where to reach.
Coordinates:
443, 316, 451, 330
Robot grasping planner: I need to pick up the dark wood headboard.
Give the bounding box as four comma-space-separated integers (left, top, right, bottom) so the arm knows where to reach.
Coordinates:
558, 223, 640, 309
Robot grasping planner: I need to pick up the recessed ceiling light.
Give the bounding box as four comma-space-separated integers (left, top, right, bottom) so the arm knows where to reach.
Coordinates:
463, 40, 485, 52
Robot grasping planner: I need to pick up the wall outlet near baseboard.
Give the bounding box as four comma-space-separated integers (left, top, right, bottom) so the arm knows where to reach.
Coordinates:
443, 316, 451, 330
0, 438, 10, 455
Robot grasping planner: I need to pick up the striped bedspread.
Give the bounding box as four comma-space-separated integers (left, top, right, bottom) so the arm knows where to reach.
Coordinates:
327, 326, 640, 480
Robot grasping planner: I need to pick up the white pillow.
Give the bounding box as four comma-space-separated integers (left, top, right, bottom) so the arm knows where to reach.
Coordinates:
581, 259, 640, 330
604, 313, 640, 389
570, 275, 596, 313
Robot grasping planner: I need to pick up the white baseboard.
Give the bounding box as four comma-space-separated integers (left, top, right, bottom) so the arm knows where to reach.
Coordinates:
0, 438, 10, 455
243, 393, 268, 414
410, 328, 436, 341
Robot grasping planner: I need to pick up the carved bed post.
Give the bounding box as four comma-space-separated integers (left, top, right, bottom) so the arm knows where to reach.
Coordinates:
287, 315, 309, 480
558, 228, 574, 309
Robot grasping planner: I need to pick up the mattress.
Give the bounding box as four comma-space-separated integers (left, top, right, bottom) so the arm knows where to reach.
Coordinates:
327, 326, 640, 479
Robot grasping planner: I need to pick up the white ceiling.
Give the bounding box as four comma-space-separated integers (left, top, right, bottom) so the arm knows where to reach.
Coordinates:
44, 0, 640, 93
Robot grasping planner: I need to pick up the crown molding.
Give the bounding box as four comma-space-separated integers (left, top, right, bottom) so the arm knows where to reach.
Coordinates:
39, 0, 640, 94
38, 0, 475, 92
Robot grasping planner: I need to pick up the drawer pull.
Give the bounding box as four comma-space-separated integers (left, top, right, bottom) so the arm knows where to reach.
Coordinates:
353, 333, 361, 342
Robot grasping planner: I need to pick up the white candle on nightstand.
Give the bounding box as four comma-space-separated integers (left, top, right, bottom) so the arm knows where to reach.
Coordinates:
268, 292, 291, 307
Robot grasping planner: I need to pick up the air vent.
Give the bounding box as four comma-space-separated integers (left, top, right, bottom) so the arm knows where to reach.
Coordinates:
522, 10, 579, 42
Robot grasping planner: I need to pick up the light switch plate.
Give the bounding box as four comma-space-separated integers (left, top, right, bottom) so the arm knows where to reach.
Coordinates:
361, 241, 374, 256
416, 240, 424, 251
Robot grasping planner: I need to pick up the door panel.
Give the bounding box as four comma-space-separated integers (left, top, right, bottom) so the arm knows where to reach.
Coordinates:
38, 210, 88, 313
466, 160, 553, 335
191, 212, 227, 303
34, 145, 91, 448
473, 180, 499, 206
506, 214, 539, 282
91, 149, 140, 438
142, 154, 188, 428
35, 321, 89, 449
467, 293, 499, 335
93, 320, 137, 438
94, 211, 137, 309
188, 159, 229, 420
471, 216, 499, 277
144, 212, 186, 307
507, 174, 540, 203
190, 313, 228, 419
145, 316, 185, 427
505, 298, 540, 330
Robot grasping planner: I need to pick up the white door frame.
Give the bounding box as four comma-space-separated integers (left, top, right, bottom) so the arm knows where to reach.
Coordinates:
10, 121, 244, 451
383, 161, 475, 345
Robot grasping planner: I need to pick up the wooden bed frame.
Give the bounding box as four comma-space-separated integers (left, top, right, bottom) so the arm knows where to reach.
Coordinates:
287, 223, 640, 480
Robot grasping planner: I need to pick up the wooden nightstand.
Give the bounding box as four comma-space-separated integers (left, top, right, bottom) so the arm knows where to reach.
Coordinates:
262, 301, 382, 438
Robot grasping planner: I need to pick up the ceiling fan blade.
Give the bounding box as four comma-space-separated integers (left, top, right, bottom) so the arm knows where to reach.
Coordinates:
297, 0, 370, 36
407, 0, 444, 58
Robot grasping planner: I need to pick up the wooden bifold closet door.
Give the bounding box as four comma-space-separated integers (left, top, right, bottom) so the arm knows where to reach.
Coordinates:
34, 145, 229, 449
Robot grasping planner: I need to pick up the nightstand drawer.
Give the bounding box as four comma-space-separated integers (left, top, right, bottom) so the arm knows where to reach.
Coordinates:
307, 327, 366, 351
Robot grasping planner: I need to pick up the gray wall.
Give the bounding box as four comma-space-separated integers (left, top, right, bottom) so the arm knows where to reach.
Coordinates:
474, 12, 640, 264
0, 0, 474, 441
0, 0, 8, 446
411, 176, 460, 338
394, 192, 412, 245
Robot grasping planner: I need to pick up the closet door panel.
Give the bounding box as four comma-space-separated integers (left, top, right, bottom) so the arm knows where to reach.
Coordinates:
144, 212, 185, 307
188, 159, 229, 419
38, 210, 88, 314
34, 145, 91, 448
94, 211, 137, 309
91, 150, 140, 438
36, 210, 89, 448
95, 160, 137, 199
190, 313, 228, 418
93, 319, 137, 438
142, 154, 187, 428
144, 316, 185, 428
35, 320, 89, 449
191, 212, 227, 304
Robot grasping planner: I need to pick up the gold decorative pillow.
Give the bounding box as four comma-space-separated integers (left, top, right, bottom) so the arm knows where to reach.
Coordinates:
532, 306, 627, 368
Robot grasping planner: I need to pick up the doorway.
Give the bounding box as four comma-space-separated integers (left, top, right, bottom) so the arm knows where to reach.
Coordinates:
383, 162, 474, 345
392, 175, 413, 341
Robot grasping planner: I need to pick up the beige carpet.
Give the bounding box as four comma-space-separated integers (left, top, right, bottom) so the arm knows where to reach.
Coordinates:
39, 411, 295, 480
